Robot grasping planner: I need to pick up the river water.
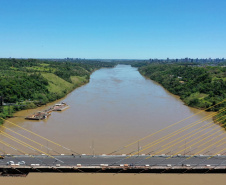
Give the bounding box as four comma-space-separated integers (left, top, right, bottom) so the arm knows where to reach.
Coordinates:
1, 65, 226, 184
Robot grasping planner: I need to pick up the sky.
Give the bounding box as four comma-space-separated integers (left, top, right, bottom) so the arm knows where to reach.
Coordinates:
0, 0, 226, 59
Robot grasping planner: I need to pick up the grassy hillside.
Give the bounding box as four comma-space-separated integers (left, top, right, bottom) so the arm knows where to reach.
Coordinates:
41, 73, 88, 101
42, 73, 74, 99
0, 58, 115, 124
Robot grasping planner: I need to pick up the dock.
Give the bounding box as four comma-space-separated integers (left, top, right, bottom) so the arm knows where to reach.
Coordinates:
25, 103, 69, 120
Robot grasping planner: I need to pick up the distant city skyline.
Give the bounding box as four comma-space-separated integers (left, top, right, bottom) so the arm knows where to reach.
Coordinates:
1, 0, 226, 59
2, 57, 226, 60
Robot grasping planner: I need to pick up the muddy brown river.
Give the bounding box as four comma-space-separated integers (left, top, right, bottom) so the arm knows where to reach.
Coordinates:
1, 65, 225, 184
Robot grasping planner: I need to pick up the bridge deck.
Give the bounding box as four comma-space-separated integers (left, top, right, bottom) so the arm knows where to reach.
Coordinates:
1, 155, 226, 176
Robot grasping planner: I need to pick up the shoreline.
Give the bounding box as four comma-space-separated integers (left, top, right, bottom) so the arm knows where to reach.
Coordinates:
1, 67, 116, 124
2, 65, 222, 128
0, 73, 91, 125
138, 71, 225, 129
1, 64, 224, 157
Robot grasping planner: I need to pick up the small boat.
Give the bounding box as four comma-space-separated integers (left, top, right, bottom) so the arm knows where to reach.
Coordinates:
25, 111, 51, 120
52, 102, 69, 111
24, 102, 69, 121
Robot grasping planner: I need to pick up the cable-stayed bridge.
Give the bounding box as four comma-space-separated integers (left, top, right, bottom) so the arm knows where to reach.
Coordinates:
1, 154, 226, 176
0, 100, 226, 176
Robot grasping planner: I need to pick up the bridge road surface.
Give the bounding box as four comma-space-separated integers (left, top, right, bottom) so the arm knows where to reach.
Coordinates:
1, 155, 226, 167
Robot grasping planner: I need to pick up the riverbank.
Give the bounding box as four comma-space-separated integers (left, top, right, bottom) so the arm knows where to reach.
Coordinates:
0, 58, 116, 125
2, 64, 217, 155
0, 73, 89, 124
1, 65, 224, 185
1, 63, 223, 166
137, 64, 226, 128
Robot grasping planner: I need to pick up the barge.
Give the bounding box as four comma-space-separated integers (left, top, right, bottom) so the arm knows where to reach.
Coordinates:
52, 102, 69, 111
25, 111, 51, 120
24, 102, 69, 120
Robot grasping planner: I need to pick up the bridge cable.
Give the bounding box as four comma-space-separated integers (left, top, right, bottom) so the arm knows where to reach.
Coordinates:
126, 113, 226, 159
145, 115, 226, 159
183, 147, 226, 174
125, 111, 219, 156
167, 132, 225, 166
138, 127, 226, 168
160, 127, 225, 161
0, 140, 47, 168
0, 125, 61, 155
161, 121, 216, 148
0, 140, 44, 173
111, 112, 226, 166
0, 133, 85, 170
173, 128, 225, 158
126, 116, 216, 156
0, 131, 64, 163
109, 99, 226, 155
205, 150, 226, 172
0, 117, 80, 155
137, 108, 226, 155
0, 139, 83, 172
127, 118, 225, 166
110, 118, 225, 167
159, 132, 226, 173
0, 140, 26, 155
0, 132, 81, 168
181, 136, 226, 173
161, 107, 226, 149
145, 119, 226, 159
140, 113, 220, 154
124, 110, 226, 169
0, 133, 73, 170
185, 135, 226, 160
146, 124, 218, 159
109, 113, 226, 165
178, 128, 225, 151
216, 141, 226, 148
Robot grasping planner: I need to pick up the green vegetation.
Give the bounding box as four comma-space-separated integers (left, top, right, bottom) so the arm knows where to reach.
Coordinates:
138, 64, 226, 127
214, 108, 226, 127
41, 73, 88, 101
0, 58, 115, 124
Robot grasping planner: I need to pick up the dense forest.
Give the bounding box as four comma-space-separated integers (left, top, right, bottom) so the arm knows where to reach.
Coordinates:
0, 58, 115, 124
1, 58, 226, 127
137, 63, 226, 127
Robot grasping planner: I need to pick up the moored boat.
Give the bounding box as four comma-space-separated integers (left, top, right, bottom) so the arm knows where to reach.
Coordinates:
52, 102, 69, 111
25, 111, 51, 120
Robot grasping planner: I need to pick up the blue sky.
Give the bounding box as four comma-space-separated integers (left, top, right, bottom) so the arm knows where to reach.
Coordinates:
0, 0, 225, 59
